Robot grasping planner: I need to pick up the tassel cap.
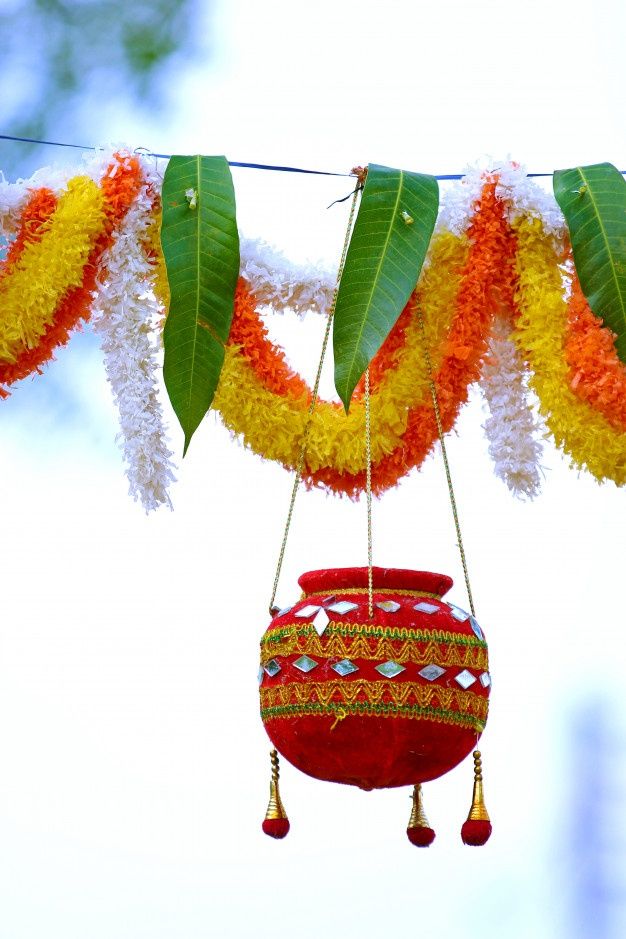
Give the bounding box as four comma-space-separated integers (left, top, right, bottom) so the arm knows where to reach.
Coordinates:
262, 749, 290, 839
406, 783, 436, 847
461, 750, 492, 846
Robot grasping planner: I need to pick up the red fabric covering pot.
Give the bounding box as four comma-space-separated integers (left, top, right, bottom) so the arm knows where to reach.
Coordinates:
259, 567, 490, 790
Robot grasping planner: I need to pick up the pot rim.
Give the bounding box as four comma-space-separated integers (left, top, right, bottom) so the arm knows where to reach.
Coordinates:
298, 566, 453, 597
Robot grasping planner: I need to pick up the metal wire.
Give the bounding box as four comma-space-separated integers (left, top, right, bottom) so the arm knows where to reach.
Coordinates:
415, 305, 476, 617
268, 183, 363, 614
364, 368, 374, 619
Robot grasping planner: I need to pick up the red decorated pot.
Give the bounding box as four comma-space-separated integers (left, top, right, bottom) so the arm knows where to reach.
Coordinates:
259, 567, 490, 790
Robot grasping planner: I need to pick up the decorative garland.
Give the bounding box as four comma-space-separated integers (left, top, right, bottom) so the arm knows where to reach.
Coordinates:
0, 150, 176, 510
1, 155, 626, 507
512, 217, 626, 485
91, 171, 176, 512
479, 316, 544, 500
216, 228, 466, 495
565, 273, 626, 431
0, 152, 143, 390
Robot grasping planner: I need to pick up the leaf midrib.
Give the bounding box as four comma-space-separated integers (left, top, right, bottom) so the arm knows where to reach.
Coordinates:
578, 166, 626, 329
340, 171, 405, 397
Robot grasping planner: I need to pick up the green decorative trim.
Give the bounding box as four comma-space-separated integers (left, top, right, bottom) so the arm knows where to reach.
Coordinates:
261, 700, 486, 732
262, 623, 486, 649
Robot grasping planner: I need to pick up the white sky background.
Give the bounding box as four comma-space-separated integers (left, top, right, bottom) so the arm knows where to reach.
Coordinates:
1, 0, 626, 937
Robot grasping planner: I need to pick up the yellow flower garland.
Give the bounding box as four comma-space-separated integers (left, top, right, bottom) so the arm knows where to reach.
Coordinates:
0, 176, 106, 363
213, 231, 468, 474
513, 216, 626, 485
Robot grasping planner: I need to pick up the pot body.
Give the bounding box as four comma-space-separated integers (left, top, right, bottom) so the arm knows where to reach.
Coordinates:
259, 567, 490, 790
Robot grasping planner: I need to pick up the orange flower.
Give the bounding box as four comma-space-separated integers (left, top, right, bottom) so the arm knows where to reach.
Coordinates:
565, 274, 626, 431
0, 154, 144, 396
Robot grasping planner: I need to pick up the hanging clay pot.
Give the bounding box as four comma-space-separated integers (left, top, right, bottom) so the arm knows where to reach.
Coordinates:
259, 566, 490, 791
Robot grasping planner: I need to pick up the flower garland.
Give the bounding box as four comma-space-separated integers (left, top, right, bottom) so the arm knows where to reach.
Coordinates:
213, 179, 513, 496
565, 273, 626, 431
473, 166, 561, 499
91, 170, 176, 512
0, 175, 106, 363
0, 152, 144, 396
215, 229, 466, 493
512, 216, 626, 485
2, 155, 626, 502
480, 316, 544, 499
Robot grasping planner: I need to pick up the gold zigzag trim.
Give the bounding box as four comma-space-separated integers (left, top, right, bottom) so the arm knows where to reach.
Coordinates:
264, 623, 484, 644
260, 625, 488, 669
261, 700, 486, 733
301, 588, 442, 600
260, 680, 489, 720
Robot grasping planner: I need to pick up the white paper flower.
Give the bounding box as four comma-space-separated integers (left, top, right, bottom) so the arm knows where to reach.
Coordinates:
480, 316, 544, 500
91, 160, 176, 512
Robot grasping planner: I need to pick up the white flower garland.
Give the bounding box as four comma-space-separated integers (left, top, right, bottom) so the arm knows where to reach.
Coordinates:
91, 161, 176, 512
480, 316, 544, 499
239, 237, 334, 316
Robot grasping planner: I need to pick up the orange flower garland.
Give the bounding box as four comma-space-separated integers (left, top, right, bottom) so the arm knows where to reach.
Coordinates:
0, 188, 58, 280
211, 179, 514, 497
0, 154, 143, 396
308, 179, 517, 495
565, 273, 626, 431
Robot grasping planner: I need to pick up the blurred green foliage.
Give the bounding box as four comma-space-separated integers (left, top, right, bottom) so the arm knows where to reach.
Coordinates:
0, 0, 205, 174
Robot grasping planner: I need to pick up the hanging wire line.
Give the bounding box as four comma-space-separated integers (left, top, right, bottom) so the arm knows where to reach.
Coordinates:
3, 133, 624, 179
267, 175, 364, 615
415, 304, 476, 618
364, 367, 374, 620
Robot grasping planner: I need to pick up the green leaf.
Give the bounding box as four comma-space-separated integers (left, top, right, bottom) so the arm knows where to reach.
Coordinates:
161, 155, 239, 454
333, 164, 439, 411
553, 162, 626, 362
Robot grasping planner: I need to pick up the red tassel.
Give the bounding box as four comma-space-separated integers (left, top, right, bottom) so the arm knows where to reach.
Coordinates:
262, 817, 290, 839
407, 825, 436, 847
262, 749, 290, 840
406, 784, 436, 847
461, 751, 492, 846
461, 819, 492, 846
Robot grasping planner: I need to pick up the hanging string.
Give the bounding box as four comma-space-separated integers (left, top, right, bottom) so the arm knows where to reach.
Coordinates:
415, 305, 476, 617
267, 171, 365, 614
4, 133, 620, 179
364, 367, 374, 619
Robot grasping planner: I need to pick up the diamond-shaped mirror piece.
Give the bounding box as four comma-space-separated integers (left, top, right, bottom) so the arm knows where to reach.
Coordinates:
469, 616, 484, 640
480, 672, 491, 688
331, 659, 359, 677
448, 603, 470, 622
257, 665, 265, 685
327, 600, 359, 615
375, 660, 405, 678
278, 605, 294, 617
419, 664, 446, 681
414, 601, 440, 614
455, 669, 476, 689
322, 596, 337, 606
264, 659, 281, 677
293, 655, 318, 673
376, 600, 401, 613
295, 604, 321, 618
313, 608, 331, 637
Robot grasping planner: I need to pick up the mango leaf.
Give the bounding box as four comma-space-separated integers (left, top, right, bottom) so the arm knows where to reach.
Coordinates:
161, 155, 239, 454
554, 162, 626, 362
333, 164, 439, 411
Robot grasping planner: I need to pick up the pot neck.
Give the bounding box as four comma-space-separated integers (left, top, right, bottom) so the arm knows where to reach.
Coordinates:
298, 567, 453, 598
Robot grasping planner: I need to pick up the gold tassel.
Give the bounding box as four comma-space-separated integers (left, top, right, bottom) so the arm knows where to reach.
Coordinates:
461, 750, 492, 845
262, 749, 290, 839
406, 783, 435, 846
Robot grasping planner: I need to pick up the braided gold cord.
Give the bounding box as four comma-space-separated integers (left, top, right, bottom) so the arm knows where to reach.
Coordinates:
415, 305, 476, 617
268, 181, 363, 615
365, 367, 374, 619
